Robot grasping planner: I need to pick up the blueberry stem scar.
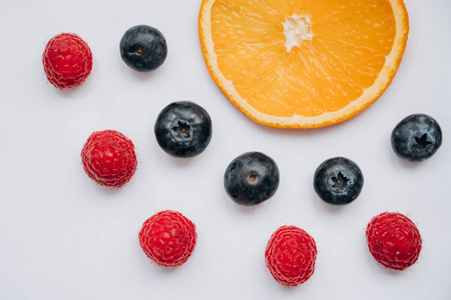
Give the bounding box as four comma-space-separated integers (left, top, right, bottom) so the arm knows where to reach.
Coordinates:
413, 134, 432, 152
331, 172, 349, 189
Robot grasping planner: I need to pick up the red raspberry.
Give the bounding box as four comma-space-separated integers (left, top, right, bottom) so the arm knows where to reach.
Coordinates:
139, 210, 197, 267
366, 212, 422, 271
42, 33, 93, 89
265, 225, 317, 286
81, 130, 137, 188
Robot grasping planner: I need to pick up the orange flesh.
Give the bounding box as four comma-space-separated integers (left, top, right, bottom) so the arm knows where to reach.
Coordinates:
210, 0, 397, 118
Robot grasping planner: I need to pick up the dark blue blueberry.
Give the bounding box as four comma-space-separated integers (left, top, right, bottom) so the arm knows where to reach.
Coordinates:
155, 101, 212, 158
120, 25, 167, 72
224, 152, 279, 206
313, 157, 363, 205
391, 114, 442, 162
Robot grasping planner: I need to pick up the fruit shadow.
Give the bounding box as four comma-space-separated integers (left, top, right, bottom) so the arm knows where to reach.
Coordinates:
124, 65, 163, 81
230, 202, 262, 215
388, 148, 426, 170
269, 272, 315, 292
219, 190, 262, 215
55, 86, 80, 97
163, 155, 196, 167
154, 263, 180, 275
375, 262, 405, 276
310, 188, 348, 215
52, 80, 92, 99
275, 283, 301, 292
321, 202, 347, 213
97, 185, 123, 196
89, 181, 136, 196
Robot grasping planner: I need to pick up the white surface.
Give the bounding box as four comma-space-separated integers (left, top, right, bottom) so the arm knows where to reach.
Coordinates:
0, 0, 450, 299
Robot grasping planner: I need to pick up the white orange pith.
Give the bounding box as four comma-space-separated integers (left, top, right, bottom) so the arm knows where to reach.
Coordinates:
199, 0, 409, 128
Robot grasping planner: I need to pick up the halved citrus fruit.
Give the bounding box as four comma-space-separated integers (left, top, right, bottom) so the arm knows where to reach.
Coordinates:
199, 0, 409, 128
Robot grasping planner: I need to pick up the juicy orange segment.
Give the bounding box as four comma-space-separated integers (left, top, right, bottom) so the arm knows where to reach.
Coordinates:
199, 0, 409, 128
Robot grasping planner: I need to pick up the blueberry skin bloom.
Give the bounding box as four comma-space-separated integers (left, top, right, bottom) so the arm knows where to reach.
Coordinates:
391, 114, 442, 162
313, 157, 364, 205
155, 101, 212, 158
120, 25, 167, 72
224, 152, 280, 206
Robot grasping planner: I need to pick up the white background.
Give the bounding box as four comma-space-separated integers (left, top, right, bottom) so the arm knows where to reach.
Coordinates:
0, 0, 450, 299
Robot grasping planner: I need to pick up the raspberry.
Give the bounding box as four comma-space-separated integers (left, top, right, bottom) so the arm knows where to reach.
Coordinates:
366, 212, 422, 270
139, 210, 197, 267
265, 225, 317, 286
81, 130, 137, 188
42, 33, 93, 89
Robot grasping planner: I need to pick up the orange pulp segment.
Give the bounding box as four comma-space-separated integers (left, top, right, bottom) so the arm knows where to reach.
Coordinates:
199, 0, 409, 128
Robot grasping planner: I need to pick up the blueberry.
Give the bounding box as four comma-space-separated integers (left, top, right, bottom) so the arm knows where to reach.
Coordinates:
120, 25, 167, 72
391, 114, 442, 162
224, 152, 279, 206
313, 157, 364, 205
155, 101, 212, 158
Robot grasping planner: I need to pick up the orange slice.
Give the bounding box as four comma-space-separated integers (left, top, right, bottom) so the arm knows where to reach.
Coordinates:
199, 0, 409, 128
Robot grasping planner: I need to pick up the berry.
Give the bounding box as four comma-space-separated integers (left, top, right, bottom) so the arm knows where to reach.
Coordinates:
391, 113, 442, 162
313, 157, 364, 205
42, 33, 92, 89
366, 212, 422, 271
120, 25, 168, 72
81, 130, 137, 188
265, 226, 317, 286
139, 210, 197, 267
154, 101, 212, 158
224, 152, 279, 206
